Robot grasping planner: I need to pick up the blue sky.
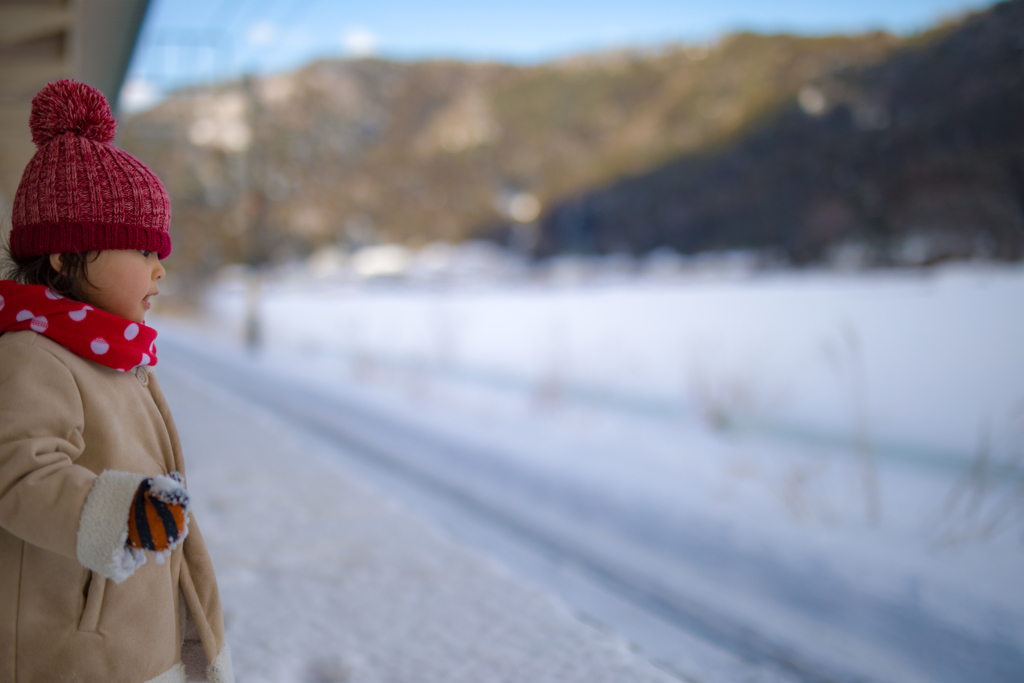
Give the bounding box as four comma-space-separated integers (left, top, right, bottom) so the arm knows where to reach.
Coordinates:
122, 0, 995, 110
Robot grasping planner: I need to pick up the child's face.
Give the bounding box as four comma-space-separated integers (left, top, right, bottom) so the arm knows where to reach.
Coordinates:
76, 250, 165, 323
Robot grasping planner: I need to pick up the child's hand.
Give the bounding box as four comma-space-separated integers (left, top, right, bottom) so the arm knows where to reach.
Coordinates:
127, 472, 190, 554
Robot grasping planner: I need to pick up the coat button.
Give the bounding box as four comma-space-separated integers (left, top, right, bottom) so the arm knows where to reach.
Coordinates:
135, 367, 149, 386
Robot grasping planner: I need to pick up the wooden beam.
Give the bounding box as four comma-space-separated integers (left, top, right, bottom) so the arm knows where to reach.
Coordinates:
0, 60, 71, 95
0, 6, 73, 47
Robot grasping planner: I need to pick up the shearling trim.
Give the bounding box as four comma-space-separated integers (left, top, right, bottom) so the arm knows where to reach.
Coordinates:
144, 661, 185, 683
207, 646, 235, 683
77, 470, 148, 583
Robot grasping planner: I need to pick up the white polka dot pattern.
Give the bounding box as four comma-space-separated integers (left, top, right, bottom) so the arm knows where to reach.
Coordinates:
69, 305, 92, 322
0, 282, 158, 371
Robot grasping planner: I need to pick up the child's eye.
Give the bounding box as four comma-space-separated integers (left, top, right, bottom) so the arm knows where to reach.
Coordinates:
140, 250, 152, 257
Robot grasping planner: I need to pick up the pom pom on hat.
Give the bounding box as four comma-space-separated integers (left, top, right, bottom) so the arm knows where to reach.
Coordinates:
11, 79, 172, 260
29, 79, 117, 147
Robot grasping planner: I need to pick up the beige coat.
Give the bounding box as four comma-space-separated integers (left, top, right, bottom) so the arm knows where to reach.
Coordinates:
0, 330, 233, 683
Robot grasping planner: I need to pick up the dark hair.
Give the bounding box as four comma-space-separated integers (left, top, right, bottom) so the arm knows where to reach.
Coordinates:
2, 244, 97, 302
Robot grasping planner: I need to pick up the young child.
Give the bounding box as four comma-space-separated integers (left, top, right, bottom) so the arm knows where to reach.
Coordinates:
0, 80, 233, 682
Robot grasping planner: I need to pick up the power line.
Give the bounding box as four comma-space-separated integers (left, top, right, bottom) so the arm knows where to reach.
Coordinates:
136, 0, 335, 92
145, 28, 232, 91
213, 0, 278, 31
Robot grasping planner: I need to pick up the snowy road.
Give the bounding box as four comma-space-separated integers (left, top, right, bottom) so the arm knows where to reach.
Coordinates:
159, 331, 1024, 683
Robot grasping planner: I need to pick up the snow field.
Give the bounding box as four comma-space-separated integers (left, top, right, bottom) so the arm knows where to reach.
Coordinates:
197, 263, 1024, 571
206, 263, 1024, 464
167, 261, 1024, 681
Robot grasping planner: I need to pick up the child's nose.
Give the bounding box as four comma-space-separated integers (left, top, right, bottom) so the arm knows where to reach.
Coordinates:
154, 261, 166, 280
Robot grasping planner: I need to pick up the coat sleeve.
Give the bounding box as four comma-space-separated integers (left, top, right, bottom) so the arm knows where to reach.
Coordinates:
0, 339, 147, 582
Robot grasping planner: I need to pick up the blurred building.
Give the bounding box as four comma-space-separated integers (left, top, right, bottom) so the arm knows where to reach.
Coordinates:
0, 0, 151, 236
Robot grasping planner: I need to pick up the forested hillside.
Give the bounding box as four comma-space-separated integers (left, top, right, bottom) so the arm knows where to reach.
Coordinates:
536, 0, 1024, 264
119, 1, 1021, 277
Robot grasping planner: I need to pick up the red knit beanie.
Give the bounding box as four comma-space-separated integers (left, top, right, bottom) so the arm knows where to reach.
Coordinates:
10, 80, 172, 260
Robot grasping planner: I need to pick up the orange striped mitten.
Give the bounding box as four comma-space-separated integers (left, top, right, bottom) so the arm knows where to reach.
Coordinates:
127, 472, 190, 556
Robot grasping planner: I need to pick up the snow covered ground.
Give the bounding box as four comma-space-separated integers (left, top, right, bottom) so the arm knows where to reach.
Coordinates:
156, 258, 1024, 682
160, 358, 679, 683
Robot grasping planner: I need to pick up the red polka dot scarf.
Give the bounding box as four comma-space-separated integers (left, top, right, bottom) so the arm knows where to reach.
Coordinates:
0, 281, 157, 371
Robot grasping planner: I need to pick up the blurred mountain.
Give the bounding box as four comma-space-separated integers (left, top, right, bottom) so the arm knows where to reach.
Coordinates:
537, 0, 1024, 264
119, 1, 1020, 279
